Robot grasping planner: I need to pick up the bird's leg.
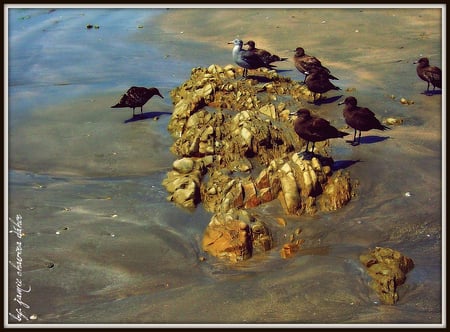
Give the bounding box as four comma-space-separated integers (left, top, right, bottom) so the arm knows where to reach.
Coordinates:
300, 141, 315, 160
351, 130, 361, 146
426, 82, 431, 95
298, 141, 310, 157
140, 106, 143, 116
304, 141, 310, 153
132, 107, 136, 117
347, 129, 357, 145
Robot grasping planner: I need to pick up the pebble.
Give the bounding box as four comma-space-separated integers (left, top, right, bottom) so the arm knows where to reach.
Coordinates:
276, 217, 287, 227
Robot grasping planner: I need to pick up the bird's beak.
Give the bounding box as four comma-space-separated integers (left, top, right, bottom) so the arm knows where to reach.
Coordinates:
338, 101, 345, 105
227, 41, 234, 44
413, 60, 418, 64
289, 111, 297, 116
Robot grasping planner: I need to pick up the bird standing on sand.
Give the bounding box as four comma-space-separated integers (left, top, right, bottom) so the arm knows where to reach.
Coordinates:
338, 96, 390, 146
111, 86, 164, 117
228, 39, 276, 78
413, 57, 441, 95
244, 40, 287, 66
289, 109, 349, 156
293, 47, 338, 82
305, 67, 341, 103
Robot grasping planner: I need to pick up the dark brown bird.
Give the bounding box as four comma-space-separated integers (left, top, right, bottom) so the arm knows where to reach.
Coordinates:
244, 40, 287, 66
413, 57, 441, 95
289, 109, 349, 156
339, 96, 390, 146
305, 67, 341, 103
111, 86, 164, 117
293, 47, 338, 82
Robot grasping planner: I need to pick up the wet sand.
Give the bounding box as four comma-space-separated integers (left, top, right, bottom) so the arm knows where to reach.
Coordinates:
7, 7, 443, 325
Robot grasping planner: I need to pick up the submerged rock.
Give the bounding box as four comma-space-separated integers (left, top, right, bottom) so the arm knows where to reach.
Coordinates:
360, 247, 415, 305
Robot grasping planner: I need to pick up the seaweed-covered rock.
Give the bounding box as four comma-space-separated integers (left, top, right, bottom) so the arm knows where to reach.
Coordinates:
360, 247, 415, 304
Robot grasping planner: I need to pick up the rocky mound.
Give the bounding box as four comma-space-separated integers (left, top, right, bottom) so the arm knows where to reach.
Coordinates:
360, 247, 415, 304
162, 64, 353, 262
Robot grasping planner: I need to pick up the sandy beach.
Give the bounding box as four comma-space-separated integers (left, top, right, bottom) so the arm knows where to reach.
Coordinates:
7, 6, 443, 325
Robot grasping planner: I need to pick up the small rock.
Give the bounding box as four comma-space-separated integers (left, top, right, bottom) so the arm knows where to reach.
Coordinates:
280, 242, 300, 259
383, 117, 403, 125
276, 217, 287, 227
173, 158, 195, 174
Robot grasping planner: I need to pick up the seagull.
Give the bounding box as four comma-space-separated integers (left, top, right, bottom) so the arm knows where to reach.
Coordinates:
228, 39, 275, 78
111, 87, 164, 117
413, 57, 441, 95
293, 47, 338, 83
289, 109, 349, 157
244, 40, 287, 66
338, 96, 390, 146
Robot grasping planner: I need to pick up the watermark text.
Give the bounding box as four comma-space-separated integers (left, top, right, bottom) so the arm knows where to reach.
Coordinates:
8, 214, 32, 323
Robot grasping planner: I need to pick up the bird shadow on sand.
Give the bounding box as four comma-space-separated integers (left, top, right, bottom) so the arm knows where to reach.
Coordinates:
346, 135, 390, 145
332, 159, 361, 171
310, 95, 343, 105
274, 69, 294, 74
421, 90, 442, 96
123, 111, 172, 124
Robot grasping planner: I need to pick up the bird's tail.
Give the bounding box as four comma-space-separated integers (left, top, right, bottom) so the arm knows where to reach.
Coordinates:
329, 74, 339, 80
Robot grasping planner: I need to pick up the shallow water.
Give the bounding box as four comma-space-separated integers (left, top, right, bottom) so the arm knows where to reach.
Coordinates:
7, 7, 443, 326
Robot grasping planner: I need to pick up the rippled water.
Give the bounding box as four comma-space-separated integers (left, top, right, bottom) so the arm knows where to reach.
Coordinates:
7, 6, 444, 326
